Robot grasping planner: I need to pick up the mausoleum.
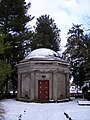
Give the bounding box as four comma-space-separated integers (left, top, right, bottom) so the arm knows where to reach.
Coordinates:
17, 48, 70, 102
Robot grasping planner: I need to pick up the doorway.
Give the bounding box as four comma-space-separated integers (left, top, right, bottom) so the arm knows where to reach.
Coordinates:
38, 80, 49, 101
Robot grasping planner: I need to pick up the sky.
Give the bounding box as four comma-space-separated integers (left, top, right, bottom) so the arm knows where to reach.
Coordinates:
25, 0, 90, 51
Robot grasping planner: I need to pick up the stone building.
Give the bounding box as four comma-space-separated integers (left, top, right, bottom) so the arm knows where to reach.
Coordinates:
17, 48, 70, 102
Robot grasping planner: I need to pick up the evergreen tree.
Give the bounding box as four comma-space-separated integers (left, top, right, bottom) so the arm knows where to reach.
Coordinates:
83, 16, 90, 80
63, 24, 86, 86
0, 0, 34, 96
0, 28, 11, 99
83, 35, 90, 81
31, 15, 61, 52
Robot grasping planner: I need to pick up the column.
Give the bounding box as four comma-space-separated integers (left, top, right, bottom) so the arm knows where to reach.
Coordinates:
30, 72, 35, 101
53, 72, 57, 101
17, 73, 21, 99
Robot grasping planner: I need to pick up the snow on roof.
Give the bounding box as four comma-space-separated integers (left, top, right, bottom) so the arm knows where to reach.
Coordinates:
25, 48, 59, 60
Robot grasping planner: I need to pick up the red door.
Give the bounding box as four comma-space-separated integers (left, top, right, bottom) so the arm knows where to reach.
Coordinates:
38, 80, 49, 101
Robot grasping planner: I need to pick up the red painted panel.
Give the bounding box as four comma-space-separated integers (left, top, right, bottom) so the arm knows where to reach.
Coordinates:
38, 80, 49, 101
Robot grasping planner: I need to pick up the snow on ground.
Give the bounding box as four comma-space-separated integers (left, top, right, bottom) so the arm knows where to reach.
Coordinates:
1, 98, 90, 120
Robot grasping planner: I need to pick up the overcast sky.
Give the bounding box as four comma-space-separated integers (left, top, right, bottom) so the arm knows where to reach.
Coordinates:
25, 0, 90, 51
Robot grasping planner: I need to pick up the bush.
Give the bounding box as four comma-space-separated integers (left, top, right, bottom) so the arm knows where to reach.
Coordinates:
82, 86, 90, 100
84, 92, 90, 100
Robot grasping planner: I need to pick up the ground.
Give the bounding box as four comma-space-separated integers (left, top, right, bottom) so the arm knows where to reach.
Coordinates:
1, 98, 90, 120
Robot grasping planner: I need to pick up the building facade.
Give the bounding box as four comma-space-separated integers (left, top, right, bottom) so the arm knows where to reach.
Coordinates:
17, 48, 70, 102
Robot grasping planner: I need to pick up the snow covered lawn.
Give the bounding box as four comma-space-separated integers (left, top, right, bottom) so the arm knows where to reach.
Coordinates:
1, 98, 90, 120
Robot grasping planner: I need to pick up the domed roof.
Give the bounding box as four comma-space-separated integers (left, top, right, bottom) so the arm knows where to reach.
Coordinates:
25, 48, 59, 60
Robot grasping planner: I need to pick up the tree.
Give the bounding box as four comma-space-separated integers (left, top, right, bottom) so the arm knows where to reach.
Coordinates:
83, 16, 90, 80
0, 0, 34, 96
31, 15, 61, 52
83, 16, 90, 31
83, 35, 90, 81
63, 24, 86, 87
0, 29, 11, 99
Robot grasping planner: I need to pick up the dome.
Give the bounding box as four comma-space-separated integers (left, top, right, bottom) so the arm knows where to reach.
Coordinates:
25, 48, 59, 60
